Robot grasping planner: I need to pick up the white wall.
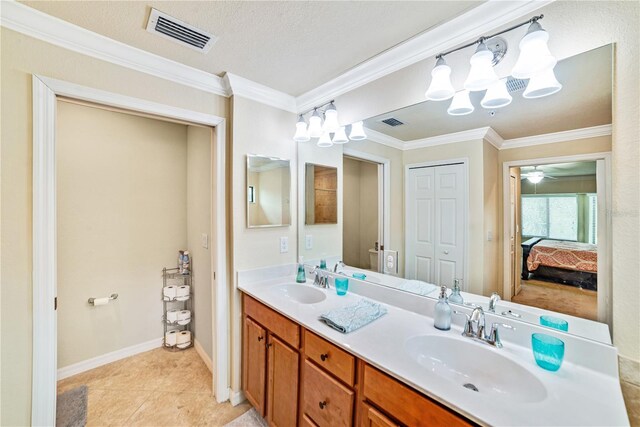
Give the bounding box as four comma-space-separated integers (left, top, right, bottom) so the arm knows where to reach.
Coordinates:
187, 125, 213, 360
56, 101, 188, 367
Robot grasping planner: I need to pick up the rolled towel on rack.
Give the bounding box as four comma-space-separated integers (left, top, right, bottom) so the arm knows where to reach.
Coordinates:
165, 330, 178, 346
163, 286, 177, 300
176, 330, 191, 348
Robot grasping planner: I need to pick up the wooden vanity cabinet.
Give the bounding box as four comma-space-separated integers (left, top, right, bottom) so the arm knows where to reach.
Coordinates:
243, 295, 301, 425
360, 403, 399, 427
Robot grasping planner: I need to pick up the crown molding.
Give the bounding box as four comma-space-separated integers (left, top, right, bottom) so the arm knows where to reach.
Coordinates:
362, 128, 405, 151
501, 124, 612, 149
404, 127, 493, 150
295, 0, 554, 112
484, 127, 505, 150
223, 73, 297, 113
0, 0, 229, 96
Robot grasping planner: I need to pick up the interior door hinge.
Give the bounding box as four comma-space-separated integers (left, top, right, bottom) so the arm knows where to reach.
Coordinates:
54, 297, 57, 310
213, 272, 216, 280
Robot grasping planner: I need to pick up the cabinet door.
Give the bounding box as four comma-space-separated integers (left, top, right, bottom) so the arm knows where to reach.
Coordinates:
243, 316, 267, 416
360, 403, 398, 427
267, 334, 299, 427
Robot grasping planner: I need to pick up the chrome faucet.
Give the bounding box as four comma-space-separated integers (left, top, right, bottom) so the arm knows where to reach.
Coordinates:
333, 261, 346, 274
488, 292, 501, 312
312, 266, 330, 289
454, 306, 514, 348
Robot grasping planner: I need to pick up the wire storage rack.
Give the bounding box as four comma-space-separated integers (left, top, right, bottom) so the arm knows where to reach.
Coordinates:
162, 267, 193, 350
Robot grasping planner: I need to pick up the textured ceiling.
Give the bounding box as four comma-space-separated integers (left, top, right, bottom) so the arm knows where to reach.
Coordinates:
364, 45, 613, 141
521, 162, 597, 178
21, 0, 481, 96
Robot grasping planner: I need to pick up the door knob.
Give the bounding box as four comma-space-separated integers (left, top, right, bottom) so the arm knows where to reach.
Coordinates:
443, 250, 449, 254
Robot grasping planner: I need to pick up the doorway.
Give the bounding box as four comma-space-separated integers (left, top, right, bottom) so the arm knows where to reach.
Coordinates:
31, 75, 229, 425
502, 154, 611, 326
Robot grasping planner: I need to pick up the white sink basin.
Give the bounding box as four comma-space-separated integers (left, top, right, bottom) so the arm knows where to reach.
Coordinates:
270, 284, 326, 304
404, 335, 547, 403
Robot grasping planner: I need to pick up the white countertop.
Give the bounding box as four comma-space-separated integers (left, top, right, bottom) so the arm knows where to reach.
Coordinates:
239, 274, 629, 427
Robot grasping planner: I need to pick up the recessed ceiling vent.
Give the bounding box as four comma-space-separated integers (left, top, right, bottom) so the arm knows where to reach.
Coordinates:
146, 8, 216, 53
380, 117, 405, 127
505, 77, 527, 93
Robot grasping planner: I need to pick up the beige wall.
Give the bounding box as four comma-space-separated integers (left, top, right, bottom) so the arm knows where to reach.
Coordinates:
56, 101, 188, 367
332, 1, 638, 362
187, 125, 213, 360
252, 167, 290, 226
0, 27, 228, 425
343, 158, 378, 270
521, 175, 597, 194
230, 96, 297, 392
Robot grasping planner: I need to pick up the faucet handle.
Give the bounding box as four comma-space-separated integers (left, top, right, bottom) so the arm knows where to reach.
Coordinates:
488, 323, 515, 348
453, 311, 474, 337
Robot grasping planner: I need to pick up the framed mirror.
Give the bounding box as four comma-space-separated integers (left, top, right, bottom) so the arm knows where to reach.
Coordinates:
246, 154, 291, 228
305, 163, 338, 225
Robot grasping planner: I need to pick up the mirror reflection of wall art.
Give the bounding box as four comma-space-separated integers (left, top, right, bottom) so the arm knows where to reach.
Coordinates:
246, 155, 291, 228
305, 163, 338, 225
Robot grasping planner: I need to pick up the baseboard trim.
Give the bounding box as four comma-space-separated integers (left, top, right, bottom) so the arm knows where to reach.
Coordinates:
57, 337, 163, 380
194, 339, 213, 373
230, 389, 246, 406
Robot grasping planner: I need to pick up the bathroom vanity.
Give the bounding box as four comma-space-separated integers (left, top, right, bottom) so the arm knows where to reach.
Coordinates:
239, 270, 629, 427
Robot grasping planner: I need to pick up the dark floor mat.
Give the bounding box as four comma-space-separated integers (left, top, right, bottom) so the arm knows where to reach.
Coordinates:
56, 385, 88, 427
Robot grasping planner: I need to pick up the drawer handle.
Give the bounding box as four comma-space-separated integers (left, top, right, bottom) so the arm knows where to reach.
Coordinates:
320, 353, 329, 361
257, 336, 264, 341
318, 401, 327, 410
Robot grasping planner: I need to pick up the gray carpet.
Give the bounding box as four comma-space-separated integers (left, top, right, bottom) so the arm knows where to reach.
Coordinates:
223, 408, 268, 427
56, 385, 88, 427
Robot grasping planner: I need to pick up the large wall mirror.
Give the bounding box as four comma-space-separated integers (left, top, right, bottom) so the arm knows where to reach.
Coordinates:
247, 154, 291, 228
296, 44, 613, 344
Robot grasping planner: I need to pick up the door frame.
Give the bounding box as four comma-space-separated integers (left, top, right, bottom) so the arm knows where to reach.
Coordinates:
404, 158, 470, 290
32, 75, 230, 425
343, 148, 390, 273
501, 152, 612, 327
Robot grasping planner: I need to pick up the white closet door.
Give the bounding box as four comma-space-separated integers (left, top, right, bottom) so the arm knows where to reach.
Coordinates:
406, 163, 465, 286
433, 164, 465, 288
406, 167, 435, 281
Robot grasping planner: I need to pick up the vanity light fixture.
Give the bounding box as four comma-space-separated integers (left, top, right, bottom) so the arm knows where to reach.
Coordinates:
348, 121, 367, 140
317, 132, 333, 148
293, 114, 310, 142
426, 15, 561, 117
425, 57, 455, 101
523, 67, 563, 99
480, 79, 513, 109
447, 90, 475, 115
308, 108, 323, 138
293, 101, 367, 147
332, 126, 349, 144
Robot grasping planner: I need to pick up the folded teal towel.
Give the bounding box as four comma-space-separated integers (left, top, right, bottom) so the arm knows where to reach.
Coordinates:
319, 299, 388, 333
399, 280, 437, 296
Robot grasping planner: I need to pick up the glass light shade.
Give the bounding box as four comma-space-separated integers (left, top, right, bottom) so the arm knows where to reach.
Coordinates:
481, 79, 512, 109
348, 121, 367, 140
464, 43, 499, 91
293, 116, 310, 142
317, 132, 333, 148
511, 22, 557, 79
332, 126, 349, 144
447, 90, 474, 116
425, 57, 455, 101
322, 103, 340, 133
526, 171, 544, 183
308, 109, 323, 138
523, 67, 563, 99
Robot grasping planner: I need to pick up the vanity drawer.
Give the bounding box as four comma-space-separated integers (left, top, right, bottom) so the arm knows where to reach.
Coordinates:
363, 364, 472, 427
303, 359, 354, 427
244, 295, 300, 348
304, 330, 356, 386
360, 402, 399, 427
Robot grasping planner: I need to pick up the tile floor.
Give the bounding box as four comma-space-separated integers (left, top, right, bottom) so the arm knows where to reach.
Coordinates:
512, 279, 597, 320
57, 348, 250, 426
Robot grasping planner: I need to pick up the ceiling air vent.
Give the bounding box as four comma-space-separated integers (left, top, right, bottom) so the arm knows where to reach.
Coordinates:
146, 8, 216, 53
380, 117, 405, 127
505, 77, 527, 93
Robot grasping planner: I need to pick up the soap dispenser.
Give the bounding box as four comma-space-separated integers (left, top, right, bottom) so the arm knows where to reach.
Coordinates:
449, 279, 464, 305
296, 256, 306, 283
434, 285, 452, 331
